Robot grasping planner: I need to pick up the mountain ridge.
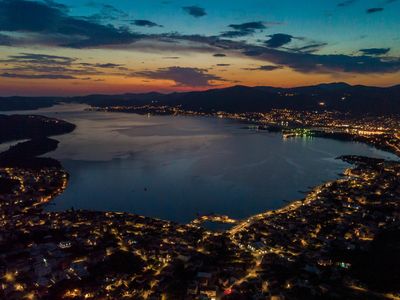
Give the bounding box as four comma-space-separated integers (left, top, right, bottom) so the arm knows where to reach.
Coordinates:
1, 82, 400, 115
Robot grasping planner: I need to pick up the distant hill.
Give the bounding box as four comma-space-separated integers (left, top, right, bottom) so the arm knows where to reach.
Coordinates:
1, 83, 400, 115
0, 96, 58, 111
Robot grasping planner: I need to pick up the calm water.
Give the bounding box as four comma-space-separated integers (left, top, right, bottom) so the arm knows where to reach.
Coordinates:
3, 104, 397, 223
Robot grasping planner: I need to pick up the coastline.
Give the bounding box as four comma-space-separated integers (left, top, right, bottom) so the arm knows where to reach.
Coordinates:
1, 108, 398, 225
1, 111, 399, 299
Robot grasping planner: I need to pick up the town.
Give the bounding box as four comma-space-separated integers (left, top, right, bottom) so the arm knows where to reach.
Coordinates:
1, 0, 400, 297
0, 113, 399, 299
92, 105, 400, 157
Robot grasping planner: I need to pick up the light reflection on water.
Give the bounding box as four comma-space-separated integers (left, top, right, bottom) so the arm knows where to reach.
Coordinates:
3, 104, 397, 223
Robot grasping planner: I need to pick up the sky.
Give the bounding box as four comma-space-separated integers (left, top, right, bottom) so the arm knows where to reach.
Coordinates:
0, 0, 399, 96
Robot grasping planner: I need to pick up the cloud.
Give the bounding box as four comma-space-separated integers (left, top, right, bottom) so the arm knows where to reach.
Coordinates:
265, 34, 293, 48
1, 53, 76, 65
132, 20, 162, 27
0, 33, 13, 45
366, 7, 384, 13
213, 53, 226, 57
337, 0, 357, 7
182, 6, 206, 18
240, 46, 400, 73
95, 63, 124, 68
0, 0, 64, 32
135, 66, 225, 86
291, 43, 328, 54
258, 65, 283, 71
0, 1, 399, 77
59, 20, 141, 48
244, 65, 283, 71
220, 30, 253, 38
86, 4, 128, 22
43, 0, 69, 12
0, 72, 77, 79
216, 64, 230, 66
220, 21, 266, 38
229, 22, 267, 31
152, 33, 400, 74
101, 4, 127, 17
0, 0, 142, 48
360, 48, 390, 56
0, 52, 128, 80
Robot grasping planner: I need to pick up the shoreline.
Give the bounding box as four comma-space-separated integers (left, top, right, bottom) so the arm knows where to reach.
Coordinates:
1, 111, 400, 299
92, 105, 400, 157
2, 108, 398, 224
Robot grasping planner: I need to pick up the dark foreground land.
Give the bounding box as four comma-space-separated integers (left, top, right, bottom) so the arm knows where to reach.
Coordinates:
0, 114, 75, 169
0, 114, 76, 143
0, 114, 399, 300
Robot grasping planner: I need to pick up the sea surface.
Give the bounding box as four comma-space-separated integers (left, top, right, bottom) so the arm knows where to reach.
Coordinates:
2, 104, 397, 223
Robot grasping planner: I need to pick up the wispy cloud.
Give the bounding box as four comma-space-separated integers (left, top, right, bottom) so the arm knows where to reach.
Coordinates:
360, 48, 390, 55
0, 33, 13, 45
132, 20, 163, 28
243, 65, 283, 71
291, 43, 328, 54
0, 52, 128, 80
135, 66, 225, 86
337, 0, 357, 7
85, 4, 129, 22
182, 6, 206, 18
220, 21, 267, 38
0, 72, 77, 79
366, 7, 384, 13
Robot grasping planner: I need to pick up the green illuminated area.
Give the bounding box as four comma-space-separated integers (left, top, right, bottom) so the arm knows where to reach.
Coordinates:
282, 128, 314, 139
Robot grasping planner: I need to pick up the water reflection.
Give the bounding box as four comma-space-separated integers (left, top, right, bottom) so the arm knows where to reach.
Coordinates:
3, 104, 397, 223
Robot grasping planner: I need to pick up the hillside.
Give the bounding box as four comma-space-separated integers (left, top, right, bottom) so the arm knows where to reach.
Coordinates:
1, 83, 400, 115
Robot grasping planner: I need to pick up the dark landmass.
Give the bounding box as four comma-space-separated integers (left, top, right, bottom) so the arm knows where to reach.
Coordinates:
349, 226, 400, 293
0, 115, 75, 169
0, 114, 76, 143
313, 131, 397, 154
0, 177, 19, 194
1, 82, 400, 115
132, 83, 400, 115
0, 137, 61, 168
0, 137, 59, 159
0, 97, 59, 111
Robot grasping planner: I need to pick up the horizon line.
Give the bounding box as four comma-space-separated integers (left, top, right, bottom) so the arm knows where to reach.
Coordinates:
1, 81, 400, 98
